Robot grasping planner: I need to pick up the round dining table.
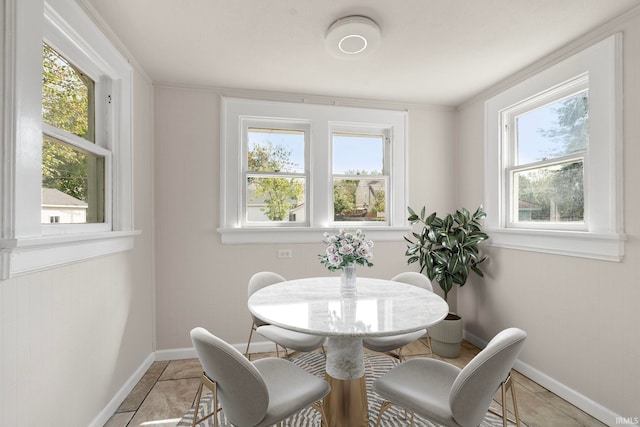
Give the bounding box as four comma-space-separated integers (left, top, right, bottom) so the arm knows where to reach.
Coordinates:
247, 276, 449, 427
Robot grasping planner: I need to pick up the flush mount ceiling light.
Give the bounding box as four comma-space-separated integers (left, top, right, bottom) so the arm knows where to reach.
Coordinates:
325, 15, 381, 59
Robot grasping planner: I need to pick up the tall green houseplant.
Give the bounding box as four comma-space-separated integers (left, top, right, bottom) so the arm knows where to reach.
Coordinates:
404, 205, 489, 357
404, 206, 489, 303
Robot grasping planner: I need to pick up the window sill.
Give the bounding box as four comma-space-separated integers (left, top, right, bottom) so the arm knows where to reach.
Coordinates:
218, 226, 410, 244
486, 228, 625, 262
0, 230, 141, 279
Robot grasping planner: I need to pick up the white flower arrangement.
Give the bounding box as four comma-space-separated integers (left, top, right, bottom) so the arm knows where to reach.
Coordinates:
319, 229, 374, 271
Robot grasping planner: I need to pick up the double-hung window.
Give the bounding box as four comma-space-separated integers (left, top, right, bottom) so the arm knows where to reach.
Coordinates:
503, 76, 588, 230
244, 122, 309, 225
1, 0, 134, 279
41, 42, 108, 228
220, 97, 407, 243
331, 127, 390, 225
484, 34, 624, 261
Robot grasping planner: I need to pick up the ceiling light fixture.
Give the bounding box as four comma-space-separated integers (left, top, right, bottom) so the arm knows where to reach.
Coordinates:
325, 15, 381, 59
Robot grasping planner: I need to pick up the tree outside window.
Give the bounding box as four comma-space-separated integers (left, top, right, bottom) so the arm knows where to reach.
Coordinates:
511, 89, 588, 224
41, 43, 104, 224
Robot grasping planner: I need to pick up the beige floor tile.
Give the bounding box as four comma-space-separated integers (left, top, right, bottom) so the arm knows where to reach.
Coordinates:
103, 412, 134, 427
536, 390, 607, 427
117, 361, 170, 412
512, 369, 549, 394
127, 377, 200, 427
515, 386, 587, 427
159, 358, 202, 381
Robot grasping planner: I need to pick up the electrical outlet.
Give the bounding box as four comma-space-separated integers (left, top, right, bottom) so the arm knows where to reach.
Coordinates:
277, 249, 292, 259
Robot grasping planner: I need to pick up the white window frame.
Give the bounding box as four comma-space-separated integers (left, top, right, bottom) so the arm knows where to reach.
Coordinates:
219, 97, 408, 244
484, 34, 624, 261
330, 125, 391, 227
503, 75, 589, 231
242, 119, 311, 227
0, 0, 137, 279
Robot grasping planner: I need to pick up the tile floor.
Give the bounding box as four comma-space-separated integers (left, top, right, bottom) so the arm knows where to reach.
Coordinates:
103, 339, 606, 427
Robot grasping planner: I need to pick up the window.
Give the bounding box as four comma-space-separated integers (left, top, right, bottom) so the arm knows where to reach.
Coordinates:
42, 43, 106, 226
484, 34, 624, 261
244, 123, 308, 225
220, 97, 408, 244
331, 130, 389, 225
504, 77, 588, 229
0, 0, 135, 279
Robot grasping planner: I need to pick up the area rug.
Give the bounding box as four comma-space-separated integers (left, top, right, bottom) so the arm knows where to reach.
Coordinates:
178, 351, 522, 426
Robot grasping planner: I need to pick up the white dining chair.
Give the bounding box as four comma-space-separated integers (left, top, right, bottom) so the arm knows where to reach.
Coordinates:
245, 271, 325, 359
190, 327, 330, 427
363, 272, 433, 360
373, 327, 527, 427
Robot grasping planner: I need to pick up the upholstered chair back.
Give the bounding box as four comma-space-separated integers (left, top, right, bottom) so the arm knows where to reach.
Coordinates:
449, 327, 526, 426
391, 271, 433, 292
247, 272, 286, 326
191, 327, 269, 426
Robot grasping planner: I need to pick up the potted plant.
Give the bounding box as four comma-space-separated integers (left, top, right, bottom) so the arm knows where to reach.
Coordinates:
404, 205, 489, 357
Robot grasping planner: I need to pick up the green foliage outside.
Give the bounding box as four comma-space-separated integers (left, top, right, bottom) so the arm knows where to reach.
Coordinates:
333, 170, 385, 221
519, 93, 588, 222
333, 179, 358, 215
248, 142, 303, 221
41, 43, 93, 202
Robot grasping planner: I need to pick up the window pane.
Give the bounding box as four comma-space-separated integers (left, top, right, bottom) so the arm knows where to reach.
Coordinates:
333, 177, 387, 222
42, 135, 105, 224
516, 90, 588, 164
247, 128, 304, 173
333, 134, 383, 174
246, 176, 305, 222
42, 43, 95, 142
513, 160, 584, 223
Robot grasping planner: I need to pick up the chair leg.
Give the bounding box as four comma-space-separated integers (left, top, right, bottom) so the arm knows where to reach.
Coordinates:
312, 401, 328, 426
191, 382, 203, 427
510, 375, 521, 427
245, 323, 257, 360
191, 373, 220, 427
424, 331, 434, 357
375, 401, 394, 427
489, 371, 521, 427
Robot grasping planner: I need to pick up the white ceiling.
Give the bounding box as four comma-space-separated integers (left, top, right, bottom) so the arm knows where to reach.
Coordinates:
83, 0, 639, 106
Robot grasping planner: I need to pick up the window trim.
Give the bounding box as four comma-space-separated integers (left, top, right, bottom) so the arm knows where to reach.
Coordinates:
219, 97, 409, 244
484, 34, 624, 261
0, 0, 137, 279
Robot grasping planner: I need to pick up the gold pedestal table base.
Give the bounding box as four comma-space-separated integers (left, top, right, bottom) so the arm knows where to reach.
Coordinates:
322, 375, 368, 427
322, 336, 369, 427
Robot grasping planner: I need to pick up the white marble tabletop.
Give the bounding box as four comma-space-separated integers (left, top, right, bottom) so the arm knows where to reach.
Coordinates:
248, 276, 449, 338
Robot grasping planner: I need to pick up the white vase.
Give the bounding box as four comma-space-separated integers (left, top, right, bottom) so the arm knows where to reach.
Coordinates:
340, 263, 357, 297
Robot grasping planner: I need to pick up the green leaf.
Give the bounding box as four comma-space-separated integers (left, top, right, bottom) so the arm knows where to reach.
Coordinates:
470, 264, 485, 277
441, 234, 458, 249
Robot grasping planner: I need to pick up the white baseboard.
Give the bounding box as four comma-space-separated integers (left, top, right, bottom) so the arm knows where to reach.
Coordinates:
154, 340, 276, 361
155, 346, 197, 361
463, 330, 621, 426
88, 352, 155, 427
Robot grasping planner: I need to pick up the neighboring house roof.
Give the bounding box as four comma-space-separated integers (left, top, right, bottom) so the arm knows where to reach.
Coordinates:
41, 188, 88, 208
